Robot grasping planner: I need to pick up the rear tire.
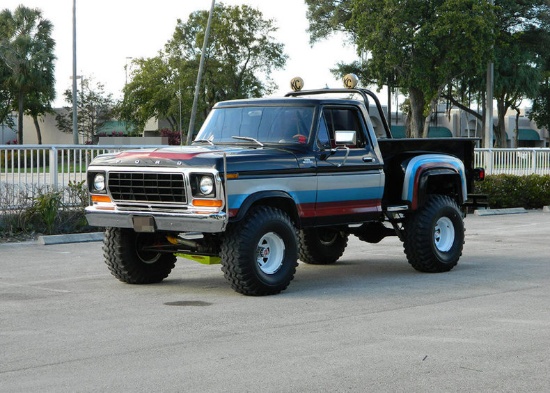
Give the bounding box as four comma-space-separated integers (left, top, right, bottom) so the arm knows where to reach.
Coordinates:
103, 228, 176, 284
220, 206, 298, 296
403, 195, 464, 273
298, 228, 348, 265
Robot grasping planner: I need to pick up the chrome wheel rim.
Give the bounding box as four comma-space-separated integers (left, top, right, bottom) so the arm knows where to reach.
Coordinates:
256, 232, 285, 274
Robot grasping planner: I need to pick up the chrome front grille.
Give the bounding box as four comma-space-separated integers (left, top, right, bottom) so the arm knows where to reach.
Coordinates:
108, 172, 187, 204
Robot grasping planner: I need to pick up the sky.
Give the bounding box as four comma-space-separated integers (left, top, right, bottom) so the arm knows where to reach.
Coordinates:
3, 0, 360, 108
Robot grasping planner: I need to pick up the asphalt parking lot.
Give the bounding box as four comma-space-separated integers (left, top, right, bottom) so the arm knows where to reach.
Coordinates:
1, 210, 549, 392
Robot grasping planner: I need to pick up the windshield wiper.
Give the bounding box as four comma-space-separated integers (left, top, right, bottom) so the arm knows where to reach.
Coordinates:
193, 138, 214, 145
231, 136, 264, 147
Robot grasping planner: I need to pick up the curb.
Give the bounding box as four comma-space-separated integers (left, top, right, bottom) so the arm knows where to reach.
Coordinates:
474, 207, 528, 216
38, 232, 104, 245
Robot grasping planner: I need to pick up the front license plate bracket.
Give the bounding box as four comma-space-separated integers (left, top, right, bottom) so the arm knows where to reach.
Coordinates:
132, 216, 156, 233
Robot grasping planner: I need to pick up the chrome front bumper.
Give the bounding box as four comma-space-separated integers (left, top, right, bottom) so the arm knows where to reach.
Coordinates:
85, 207, 227, 233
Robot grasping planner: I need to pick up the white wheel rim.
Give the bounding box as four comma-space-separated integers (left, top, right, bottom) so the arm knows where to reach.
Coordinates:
256, 232, 285, 274
434, 217, 455, 252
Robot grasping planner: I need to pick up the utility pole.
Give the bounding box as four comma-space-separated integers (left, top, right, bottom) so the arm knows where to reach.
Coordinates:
186, 0, 215, 145
484, 0, 494, 149
72, 0, 79, 144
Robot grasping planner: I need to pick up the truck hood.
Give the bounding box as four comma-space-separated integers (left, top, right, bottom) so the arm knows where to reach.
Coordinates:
88, 144, 305, 172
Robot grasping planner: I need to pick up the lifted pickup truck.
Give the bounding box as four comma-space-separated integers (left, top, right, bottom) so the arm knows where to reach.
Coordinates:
86, 75, 484, 296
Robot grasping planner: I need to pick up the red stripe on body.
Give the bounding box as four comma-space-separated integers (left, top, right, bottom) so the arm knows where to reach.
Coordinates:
117, 151, 202, 161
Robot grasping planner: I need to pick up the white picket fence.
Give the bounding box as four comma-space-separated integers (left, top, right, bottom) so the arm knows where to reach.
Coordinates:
1, 145, 550, 209
474, 148, 550, 175
0, 145, 160, 209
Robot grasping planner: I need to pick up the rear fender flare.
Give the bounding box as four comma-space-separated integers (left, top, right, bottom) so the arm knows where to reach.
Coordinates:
402, 154, 467, 210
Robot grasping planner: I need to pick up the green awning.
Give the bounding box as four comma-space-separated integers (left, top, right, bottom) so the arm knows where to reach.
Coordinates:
390, 125, 406, 138
389, 125, 452, 138
428, 126, 452, 138
518, 128, 540, 141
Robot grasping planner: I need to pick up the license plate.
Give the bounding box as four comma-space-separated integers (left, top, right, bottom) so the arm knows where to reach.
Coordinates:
132, 216, 156, 233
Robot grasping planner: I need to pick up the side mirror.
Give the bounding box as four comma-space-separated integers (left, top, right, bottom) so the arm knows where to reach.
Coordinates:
334, 130, 356, 146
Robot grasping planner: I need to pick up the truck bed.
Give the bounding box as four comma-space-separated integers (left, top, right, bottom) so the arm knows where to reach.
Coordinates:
378, 138, 479, 205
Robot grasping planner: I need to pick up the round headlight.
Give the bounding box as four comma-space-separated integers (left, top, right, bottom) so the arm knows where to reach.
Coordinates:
199, 176, 214, 195
93, 174, 105, 191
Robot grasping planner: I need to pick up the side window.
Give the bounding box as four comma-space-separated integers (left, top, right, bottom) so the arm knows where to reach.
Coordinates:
323, 107, 367, 148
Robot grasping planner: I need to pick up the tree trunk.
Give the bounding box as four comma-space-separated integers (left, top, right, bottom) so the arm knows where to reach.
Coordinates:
513, 107, 520, 148
495, 100, 507, 147
33, 115, 42, 145
17, 93, 24, 144
422, 97, 439, 138
408, 87, 425, 138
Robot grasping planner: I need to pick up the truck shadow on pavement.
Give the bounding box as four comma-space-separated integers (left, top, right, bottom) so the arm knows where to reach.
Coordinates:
152, 254, 481, 298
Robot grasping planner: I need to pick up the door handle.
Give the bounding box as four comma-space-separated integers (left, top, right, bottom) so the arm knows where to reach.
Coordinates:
362, 157, 375, 163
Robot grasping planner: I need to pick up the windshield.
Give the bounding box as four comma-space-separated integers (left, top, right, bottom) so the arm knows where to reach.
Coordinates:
195, 106, 315, 145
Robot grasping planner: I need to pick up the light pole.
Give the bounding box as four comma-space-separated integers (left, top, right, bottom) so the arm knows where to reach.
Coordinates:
125, 56, 133, 86
72, 0, 78, 144
484, 0, 495, 149
187, 0, 215, 145
177, 82, 182, 144
70, 74, 83, 143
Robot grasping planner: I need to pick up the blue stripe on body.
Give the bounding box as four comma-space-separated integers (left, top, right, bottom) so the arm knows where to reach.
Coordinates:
316, 186, 385, 203
227, 189, 316, 210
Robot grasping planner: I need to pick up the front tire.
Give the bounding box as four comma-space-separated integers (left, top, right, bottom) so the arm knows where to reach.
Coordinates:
403, 195, 464, 273
220, 206, 298, 296
103, 228, 176, 284
298, 228, 348, 264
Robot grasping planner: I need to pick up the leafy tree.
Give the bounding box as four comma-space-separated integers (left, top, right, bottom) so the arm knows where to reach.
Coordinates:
26, 88, 54, 144
530, 78, 550, 131
0, 5, 56, 144
0, 59, 14, 127
56, 76, 114, 144
442, 0, 550, 147
117, 55, 191, 132
119, 3, 287, 141
493, 0, 550, 146
306, 0, 496, 137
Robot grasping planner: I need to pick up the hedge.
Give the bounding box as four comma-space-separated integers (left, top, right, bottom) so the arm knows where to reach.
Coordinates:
475, 174, 550, 209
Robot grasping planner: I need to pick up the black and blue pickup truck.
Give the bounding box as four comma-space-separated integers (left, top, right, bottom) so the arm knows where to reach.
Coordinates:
85, 76, 484, 296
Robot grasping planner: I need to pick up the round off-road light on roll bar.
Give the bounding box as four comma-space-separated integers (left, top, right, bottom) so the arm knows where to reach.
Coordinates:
290, 76, 304, 92
93, 173, 105, 191
343, 73, 359, 89
199, 175, 214, 195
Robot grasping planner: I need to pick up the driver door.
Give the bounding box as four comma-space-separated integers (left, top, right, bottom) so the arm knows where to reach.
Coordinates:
315, 105, 384, 225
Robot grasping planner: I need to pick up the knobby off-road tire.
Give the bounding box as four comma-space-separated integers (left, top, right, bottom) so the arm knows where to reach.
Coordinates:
220, 206, 298, 296
298, 228, 348, 265
103, 227, 176, 284
403, 195, 464, 273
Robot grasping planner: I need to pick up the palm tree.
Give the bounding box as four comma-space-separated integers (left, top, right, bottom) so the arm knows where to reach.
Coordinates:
0, 5, 56, 144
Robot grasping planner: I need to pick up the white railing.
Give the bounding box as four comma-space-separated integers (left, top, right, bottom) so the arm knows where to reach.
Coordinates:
1, 145, 550, 209
1, 144, 162, 209
474, 148, 550, 175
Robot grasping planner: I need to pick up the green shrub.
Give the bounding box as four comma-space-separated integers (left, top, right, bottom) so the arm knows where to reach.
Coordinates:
475, 174, 550, 209
0, 181, 94, 241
